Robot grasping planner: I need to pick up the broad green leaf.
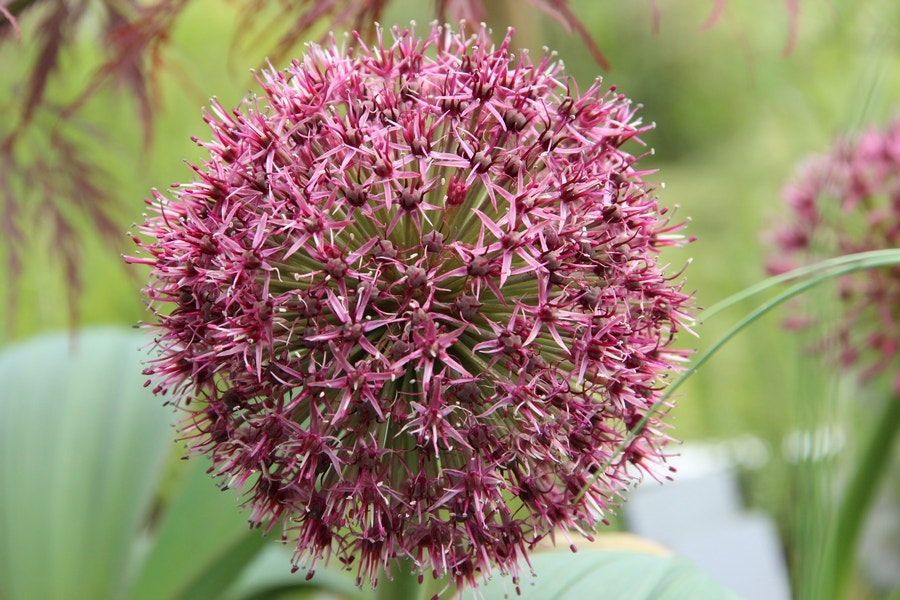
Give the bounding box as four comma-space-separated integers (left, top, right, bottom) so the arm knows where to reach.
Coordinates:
172, 527, 271, 600
223, 545, 734, 600
0, 328, 175, 600
129, 455, 362, 600
125, 453, 271, 600
477, 549, 739, 600
222, 544, 365, 600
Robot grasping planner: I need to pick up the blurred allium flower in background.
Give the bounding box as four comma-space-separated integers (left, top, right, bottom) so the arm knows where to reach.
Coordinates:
129, 23, 693, 592
769, 120, 900, 391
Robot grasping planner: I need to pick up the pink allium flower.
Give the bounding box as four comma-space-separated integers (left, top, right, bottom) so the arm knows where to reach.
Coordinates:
769, 120, 900, 390
128, 24, 693, 594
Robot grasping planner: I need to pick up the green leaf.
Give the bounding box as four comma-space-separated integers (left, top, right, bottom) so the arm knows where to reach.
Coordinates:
477, 549, 739, 600
0, 327, 176, 600
222, 544, 365, 600
175, 527, 272, 600
125, 453, 272, 600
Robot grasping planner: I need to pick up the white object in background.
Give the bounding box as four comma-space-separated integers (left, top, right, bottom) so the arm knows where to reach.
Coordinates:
625, 445, 792, 600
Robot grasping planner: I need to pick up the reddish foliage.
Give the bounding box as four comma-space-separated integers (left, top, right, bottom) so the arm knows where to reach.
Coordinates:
1, 0, 186, 326
0, 4, 21, 39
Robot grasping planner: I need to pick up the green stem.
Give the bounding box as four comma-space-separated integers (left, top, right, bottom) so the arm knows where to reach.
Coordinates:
823, 394, 900, 600
702, 249, 900, 321
375, 558, 422, 600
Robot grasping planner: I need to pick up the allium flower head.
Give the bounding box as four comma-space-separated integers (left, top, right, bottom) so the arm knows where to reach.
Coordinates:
128, 23, 693, 593
770, 120, 900, 390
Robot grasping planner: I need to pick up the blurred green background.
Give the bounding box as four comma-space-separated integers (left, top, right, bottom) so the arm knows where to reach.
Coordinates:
1, 1, 898, 598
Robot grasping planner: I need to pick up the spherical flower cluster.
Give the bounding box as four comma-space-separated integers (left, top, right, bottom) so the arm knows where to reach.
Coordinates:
128, 24, 693, 593
769, 120, 900, 390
